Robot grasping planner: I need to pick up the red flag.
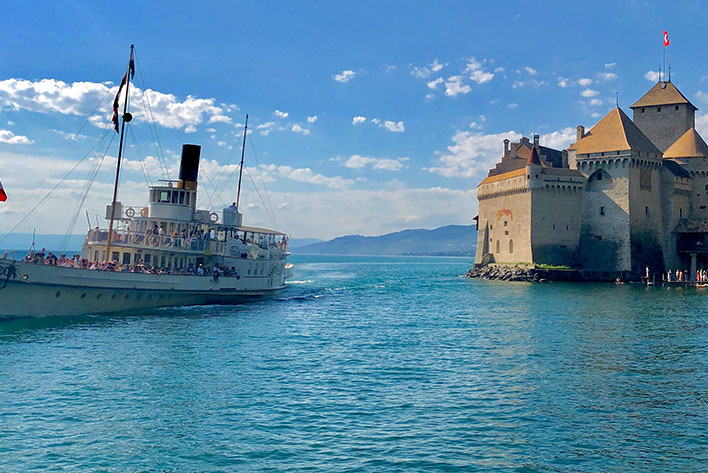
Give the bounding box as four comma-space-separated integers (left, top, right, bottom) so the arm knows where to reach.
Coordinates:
111, 72, 127, 133
0, 179, 7, 202
664, 30, 670, 47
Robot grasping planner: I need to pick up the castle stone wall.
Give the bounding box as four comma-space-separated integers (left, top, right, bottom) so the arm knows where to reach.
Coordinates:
633, 103, 694, 152
628, 161, 666, 273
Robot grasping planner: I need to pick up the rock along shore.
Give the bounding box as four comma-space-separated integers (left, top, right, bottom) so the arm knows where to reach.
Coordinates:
466, 265, 627, 283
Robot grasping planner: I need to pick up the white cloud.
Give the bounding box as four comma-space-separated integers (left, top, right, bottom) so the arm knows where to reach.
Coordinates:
589, 98, 603, 106
465, 57, 494, 84
261, 164, 353, 189
445, 76, 471, 97
7, 120, 14, 125
598, 72, 617, 82
50, 129, 87, 141
274, 109, 289, 119
429, 127, 575, 179
581, 88, 599, 97
352, 116, 367, 125
605, 62, 616, 69
0, 78, 234, 132
695, 91, 708, 104
291, 124, 310, 135
0, 129, 32, 144
508, 103, 518, 109
382, 120, 405, 133
343, 155, 407, 171
307, 115, 318, 123
217, 140, 227, 146
411, 59, 447, 79
512, 79, 547, 89
427, 77, 444, 89
184, 125, 197, 133
644, 70, 660, 82
695, 113, 708, 138
524, 66, 537, 75
257, 121, 275, 136
578, 78, 593, 86
430, 59, 446, 73
557, 76, 569, 88
333, 70, 357, 83
385, 65, 397, 72
370, 118, 381, 124
206, 127, 216, 133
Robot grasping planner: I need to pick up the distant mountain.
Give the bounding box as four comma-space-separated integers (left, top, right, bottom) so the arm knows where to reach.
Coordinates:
291, 225, 477, 256
288, 238, 323, 248
0, 233, 86, 253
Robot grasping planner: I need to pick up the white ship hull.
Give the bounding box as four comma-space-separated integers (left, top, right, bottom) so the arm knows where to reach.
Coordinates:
0, 258, 288, 317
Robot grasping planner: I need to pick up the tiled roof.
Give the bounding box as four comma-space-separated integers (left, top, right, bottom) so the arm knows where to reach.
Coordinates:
663, 128, 708, 158
479, 167, 526, 185
527, 146, 542, 165
630, 81, 696, 109
574, 107, 661, 155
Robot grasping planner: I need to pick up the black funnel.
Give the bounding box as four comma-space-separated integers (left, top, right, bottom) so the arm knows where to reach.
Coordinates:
178, 144, 201, 189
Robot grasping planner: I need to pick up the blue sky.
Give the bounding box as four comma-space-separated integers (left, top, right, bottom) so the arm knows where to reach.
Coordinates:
3, 0, 708, 239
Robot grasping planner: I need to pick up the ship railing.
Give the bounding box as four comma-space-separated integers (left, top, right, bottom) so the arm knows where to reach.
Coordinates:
87, 229, 207, 252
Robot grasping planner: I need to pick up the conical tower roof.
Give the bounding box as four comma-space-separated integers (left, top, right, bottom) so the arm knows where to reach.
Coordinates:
574, 107, 661, 155
630, 81, 697, 110
526, 146, 542, 166
664, 128, 708, 158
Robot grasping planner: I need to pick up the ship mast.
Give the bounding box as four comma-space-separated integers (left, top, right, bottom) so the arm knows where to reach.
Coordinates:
235, 113, 248, 211
105, 44, 134, 262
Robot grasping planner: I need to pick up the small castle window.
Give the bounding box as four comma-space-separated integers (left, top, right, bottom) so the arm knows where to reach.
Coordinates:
641, 108, 645, 113
600, 206, 605, 215
505, 230, 509, 235
509, 240, 514, 254
657, 106, 661, 112
680, 208, 683, 218
566, 225, 569, 230
490, 224, 493, 230
496, 240, 500, 253
597, 173, 602, 181
504, 221, 508, 227
675, 105, 679, 111
645, 206, 649, 216
552, 224, 556, 230
701, 206, 707, 210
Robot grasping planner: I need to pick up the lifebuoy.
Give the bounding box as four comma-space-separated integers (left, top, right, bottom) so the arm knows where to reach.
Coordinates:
125, 207, 136, 218
149, 235, 159, 247
209, 212, 219, 223
140, 207, 149, 218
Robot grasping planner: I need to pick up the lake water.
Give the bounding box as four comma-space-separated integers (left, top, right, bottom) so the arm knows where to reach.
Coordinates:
1, 255, 707, 472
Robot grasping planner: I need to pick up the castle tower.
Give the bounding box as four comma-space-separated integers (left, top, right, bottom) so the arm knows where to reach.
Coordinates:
572, 107, 664, 274
630, 81, 697, 152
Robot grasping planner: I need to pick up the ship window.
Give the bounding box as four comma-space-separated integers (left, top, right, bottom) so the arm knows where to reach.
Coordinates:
151, 190, 156, 202
111, 251, 119, 262
179, 191, 185, 204
160, 191, 170, 203
144, 254, 151, 264
172, 191, 178, 203
185, 193, 190, 205
123, 252, 131, 265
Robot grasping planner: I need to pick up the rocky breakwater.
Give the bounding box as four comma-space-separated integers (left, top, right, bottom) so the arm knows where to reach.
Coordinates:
466, 264, 543, 282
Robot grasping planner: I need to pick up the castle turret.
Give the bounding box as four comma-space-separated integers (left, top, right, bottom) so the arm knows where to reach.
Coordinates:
630, 81, 697, 152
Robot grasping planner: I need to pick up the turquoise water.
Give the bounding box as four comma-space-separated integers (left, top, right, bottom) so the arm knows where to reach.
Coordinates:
1, 255, 707, 472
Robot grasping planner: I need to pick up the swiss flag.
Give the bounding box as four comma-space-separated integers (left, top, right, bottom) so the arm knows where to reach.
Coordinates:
0, 179, 6, 202
664, 30, 670, 47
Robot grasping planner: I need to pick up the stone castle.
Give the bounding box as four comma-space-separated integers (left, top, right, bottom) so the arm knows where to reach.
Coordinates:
474, 78, 708, 278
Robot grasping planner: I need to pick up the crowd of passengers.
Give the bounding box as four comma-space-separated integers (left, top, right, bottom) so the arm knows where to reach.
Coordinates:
90, 224, 288, 250
18, 248, 240, 278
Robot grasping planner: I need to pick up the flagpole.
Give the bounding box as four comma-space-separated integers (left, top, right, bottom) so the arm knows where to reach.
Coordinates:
235, 113, 248, 211
105, 44, 134, 262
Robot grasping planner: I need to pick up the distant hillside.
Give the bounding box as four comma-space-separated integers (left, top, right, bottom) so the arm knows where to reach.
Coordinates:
291, 225, 477, 256
288, 238, 323, 248
0, 233, 86, 252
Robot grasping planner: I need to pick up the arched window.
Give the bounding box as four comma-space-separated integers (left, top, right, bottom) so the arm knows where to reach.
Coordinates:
587, 169, 614, 191
509, 240, 514, 254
